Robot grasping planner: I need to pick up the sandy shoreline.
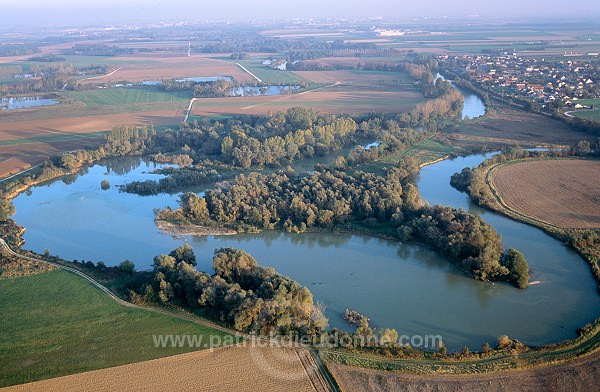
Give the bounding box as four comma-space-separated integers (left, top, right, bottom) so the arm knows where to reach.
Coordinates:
156, 220, 238, 236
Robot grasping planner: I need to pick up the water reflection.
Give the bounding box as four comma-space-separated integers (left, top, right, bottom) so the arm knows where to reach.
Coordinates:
10, 154, 600, 351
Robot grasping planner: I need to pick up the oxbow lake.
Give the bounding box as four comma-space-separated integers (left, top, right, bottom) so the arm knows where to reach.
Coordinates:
12, 154, 600, 351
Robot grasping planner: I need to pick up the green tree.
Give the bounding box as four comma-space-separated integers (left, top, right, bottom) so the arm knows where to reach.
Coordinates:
504, 249, 529, 289
574, 140, 591, 156
179, 192, 210, 221
0, 197, 15, 221
119, 259, 135, 274
169, 243, 196, 266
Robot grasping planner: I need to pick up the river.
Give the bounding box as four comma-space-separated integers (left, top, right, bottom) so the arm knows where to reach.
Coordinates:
11, 152, 600, 351
435, 73, 486, 120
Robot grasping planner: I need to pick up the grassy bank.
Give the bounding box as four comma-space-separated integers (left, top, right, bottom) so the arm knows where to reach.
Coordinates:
320, 316, 600, 374
0, 270, 234, 387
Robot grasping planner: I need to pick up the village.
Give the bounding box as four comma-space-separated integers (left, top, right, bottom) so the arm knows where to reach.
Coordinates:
439, 52, 599, 112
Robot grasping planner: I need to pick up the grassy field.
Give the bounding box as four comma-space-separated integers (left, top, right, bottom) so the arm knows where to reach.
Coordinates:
574, 98, 600, 106
450, 102, 592, 146
71, 87, 191, 107
0, 131, 107, 147
0, 270, 235, 387
357, 138, 463, 175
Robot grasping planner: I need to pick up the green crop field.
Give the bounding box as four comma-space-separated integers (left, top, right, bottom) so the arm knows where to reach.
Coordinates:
71, 87, 191, 107
236, 59, 308, 84
571, 109, 600, 120
0, 270, 235, 387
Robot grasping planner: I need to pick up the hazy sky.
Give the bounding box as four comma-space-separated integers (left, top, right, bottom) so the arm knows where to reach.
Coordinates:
2, 0, 599, 26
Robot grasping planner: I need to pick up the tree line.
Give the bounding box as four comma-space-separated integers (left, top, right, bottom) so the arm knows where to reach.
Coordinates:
121, 96, 462, 196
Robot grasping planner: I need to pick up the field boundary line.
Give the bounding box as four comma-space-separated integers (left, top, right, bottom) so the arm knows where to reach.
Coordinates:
235, 63, 263, 83
296, 349, 329, 392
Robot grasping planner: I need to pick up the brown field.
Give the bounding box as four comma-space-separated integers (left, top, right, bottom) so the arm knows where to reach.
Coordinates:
82, 56, 254, 84
191, 88, 423, 117
301, 57, 400, 68
0, 109, 182, 178
293, 70, 409, 84
447, 103, 592, 147
0, 40, 115, 64
2, 345, 322, 392
328, 350, 600, 392
491, 159, 600, 229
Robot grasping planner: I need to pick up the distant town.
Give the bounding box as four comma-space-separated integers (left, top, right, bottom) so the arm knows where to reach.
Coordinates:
440, 52, 599, 112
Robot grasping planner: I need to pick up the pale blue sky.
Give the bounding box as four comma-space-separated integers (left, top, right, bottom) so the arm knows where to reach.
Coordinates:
2, 0, 599, 26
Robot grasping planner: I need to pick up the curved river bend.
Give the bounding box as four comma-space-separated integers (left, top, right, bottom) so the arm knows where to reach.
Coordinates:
12, 154, 600, 351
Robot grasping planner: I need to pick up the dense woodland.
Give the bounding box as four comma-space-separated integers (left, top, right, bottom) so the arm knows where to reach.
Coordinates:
118, 84, 461, 195
128, 245, 328, 336
157, 158, 529, 288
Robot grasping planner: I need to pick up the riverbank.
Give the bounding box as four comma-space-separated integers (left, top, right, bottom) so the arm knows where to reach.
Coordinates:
328, 347, 600, 392
320, 315, 600, 374
8, 140, 600, 351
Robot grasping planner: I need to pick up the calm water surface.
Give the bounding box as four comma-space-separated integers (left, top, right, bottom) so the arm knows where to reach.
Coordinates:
435, 73, 486, 119
12, 154, 600, 350
1, 96, 59, 110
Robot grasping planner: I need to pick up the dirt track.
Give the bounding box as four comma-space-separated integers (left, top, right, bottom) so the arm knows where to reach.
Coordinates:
329, 349, 600, 392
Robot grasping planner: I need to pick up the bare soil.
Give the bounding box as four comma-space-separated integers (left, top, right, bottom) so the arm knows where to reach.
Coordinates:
491, 159, 600, 229
328, 350, 600, 392
2, 345, 318, 392
85, 56, 254, 84
293, 70, 409, 84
